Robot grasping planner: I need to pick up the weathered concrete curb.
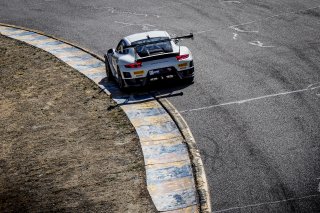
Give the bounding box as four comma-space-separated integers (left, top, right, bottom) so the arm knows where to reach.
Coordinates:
159, 99, 211, 213
0, 23, 210, 212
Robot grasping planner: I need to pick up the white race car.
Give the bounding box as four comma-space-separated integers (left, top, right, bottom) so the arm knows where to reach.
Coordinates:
104, 31, 194, 89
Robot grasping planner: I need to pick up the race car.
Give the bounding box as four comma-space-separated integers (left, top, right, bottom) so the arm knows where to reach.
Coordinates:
104, 31, 194, 89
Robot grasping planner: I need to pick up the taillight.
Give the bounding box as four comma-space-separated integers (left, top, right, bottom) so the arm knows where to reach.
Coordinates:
176, 54, 189, 61
125, 61, 142, 68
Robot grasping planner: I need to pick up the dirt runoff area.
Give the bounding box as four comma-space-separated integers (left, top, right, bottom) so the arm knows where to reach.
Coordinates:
0, 34, 156, 212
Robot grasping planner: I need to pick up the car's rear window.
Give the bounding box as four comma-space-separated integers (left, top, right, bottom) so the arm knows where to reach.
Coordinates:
132, 37, 173, 57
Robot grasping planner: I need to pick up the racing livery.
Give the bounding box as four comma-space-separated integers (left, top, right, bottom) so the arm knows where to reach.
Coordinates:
104, 31, 194, 89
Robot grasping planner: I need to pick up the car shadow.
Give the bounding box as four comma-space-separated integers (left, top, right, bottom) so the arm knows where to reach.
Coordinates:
98, 77, 192, 106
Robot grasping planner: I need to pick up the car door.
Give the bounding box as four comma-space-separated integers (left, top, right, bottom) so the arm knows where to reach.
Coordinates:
111, 40, 126, 78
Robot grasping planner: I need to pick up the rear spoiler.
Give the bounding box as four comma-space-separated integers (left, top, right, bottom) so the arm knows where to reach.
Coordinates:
137, 52, 179, 62
124, 33, 194, 61
172, 33, 194, 41
124, 33, 194, 50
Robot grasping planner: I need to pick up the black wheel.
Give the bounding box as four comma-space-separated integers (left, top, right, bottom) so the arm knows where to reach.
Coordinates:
184, 76, 194, 84
117, 67, 125, 90
104, 56, 113, 81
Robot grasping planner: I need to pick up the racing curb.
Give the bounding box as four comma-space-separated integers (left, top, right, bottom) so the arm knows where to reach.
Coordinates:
158, 99, 211, 213
0, 23, 211, 212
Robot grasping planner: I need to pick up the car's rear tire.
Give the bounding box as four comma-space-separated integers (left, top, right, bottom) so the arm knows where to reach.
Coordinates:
117, 67, 125, 90
104, 56, 113, 81
184, 76, 194, 84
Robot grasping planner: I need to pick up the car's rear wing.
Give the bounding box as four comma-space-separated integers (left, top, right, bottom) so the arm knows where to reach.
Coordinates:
124, 33, 194, 50
172, 33, 194, 41
137, 52, 179, 62
124, 33, 194, 61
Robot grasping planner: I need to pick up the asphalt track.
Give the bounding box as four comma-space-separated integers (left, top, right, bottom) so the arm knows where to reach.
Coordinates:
1, 0, 320, 212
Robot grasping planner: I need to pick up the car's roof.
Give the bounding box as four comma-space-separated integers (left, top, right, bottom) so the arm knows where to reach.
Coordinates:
124, 31, 170, 44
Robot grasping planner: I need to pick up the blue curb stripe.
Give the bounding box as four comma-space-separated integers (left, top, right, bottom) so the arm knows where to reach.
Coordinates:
126, 107, 167, 119
0, 27, 20, 32
143, 144, 188, 159
48, 47, 80, 54
136, 121, 179, 137
72, 62, 104, 71
152, 189, 197, 211
36, 40, 64, 47
9, 31, 36, 37
85, 72, 106, 79
147, 164, 193, 184
60, 54, 95, 62
22, 35, 49, 41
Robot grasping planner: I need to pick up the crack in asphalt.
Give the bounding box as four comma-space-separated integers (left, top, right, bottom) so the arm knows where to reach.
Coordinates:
114, 21, 158, 31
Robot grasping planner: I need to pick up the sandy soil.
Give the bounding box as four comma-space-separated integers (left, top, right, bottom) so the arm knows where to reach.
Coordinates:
0, 34, 156, 212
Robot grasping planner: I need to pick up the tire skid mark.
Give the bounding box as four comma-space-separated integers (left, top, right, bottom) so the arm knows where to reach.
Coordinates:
114, 21, 158, 31
87, 4, 160, 18
229, 25, 258, 33
195, 4, 320, 37
229, 5, 320, 29
220, 0, 242, 4
248, 40, 274, 48
232, 33, 238, 40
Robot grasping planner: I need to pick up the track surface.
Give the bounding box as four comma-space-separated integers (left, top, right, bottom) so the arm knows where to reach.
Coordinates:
1, 0, 320, 212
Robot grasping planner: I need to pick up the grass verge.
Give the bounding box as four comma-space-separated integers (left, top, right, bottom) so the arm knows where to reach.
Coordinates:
0, 34, 156, 212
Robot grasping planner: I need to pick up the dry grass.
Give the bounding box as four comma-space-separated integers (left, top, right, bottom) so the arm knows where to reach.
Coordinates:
0, 35, 156, 212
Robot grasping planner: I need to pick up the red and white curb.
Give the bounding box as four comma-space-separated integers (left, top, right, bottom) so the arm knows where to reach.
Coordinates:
0, 24, 211, 212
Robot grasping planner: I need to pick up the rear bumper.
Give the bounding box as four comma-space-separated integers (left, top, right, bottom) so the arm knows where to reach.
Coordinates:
177, 67, 194, 79
123, 67, 194, 87
124, 77, 148, 87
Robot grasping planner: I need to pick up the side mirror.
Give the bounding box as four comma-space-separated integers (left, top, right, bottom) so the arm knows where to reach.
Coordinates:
107, 49, 114, 54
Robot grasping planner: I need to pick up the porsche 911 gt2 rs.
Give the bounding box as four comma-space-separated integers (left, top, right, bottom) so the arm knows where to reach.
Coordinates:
104, 31, 194, 89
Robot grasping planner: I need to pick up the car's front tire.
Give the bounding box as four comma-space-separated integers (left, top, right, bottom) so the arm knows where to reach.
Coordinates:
104, 56, 113, 81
